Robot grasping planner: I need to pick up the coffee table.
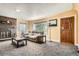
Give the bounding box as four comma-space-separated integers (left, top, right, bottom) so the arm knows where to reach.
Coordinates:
12, 37, 27, 48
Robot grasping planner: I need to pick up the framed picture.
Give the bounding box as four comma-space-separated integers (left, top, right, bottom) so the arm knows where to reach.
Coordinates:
49, 19, 57, 26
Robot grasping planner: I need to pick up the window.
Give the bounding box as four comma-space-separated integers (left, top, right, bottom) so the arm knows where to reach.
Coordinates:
33, 22, 48, 34
33, 22, 49, 40
18, 23, 27, 34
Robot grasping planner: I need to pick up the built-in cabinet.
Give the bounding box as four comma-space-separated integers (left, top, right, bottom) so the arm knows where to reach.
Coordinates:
0, 16, 16, 39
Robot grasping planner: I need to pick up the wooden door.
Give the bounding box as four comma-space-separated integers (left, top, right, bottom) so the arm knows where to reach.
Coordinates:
60, 17, 74, 44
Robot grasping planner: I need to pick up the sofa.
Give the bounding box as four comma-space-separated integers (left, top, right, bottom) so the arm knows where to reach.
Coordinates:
24, 32, 46, 43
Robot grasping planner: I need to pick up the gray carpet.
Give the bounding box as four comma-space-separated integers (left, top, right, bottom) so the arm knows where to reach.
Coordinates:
0, 40, 79, 56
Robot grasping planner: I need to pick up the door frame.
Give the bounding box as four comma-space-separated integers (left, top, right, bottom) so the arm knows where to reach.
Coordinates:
60, 16, 75, 45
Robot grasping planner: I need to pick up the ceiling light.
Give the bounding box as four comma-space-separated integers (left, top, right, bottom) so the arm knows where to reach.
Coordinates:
16, 9, 21, 12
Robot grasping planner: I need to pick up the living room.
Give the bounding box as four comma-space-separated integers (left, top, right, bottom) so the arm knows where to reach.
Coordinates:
0, 3, 79, 56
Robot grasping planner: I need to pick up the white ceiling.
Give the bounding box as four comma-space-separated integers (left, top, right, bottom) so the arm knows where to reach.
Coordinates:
0, 3, 72, 20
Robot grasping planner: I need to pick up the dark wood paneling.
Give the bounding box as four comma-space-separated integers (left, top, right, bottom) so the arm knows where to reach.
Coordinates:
0, 16, 16, 39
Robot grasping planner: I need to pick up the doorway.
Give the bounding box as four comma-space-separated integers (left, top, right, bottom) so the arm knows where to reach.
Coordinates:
60, 16, 74, 44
